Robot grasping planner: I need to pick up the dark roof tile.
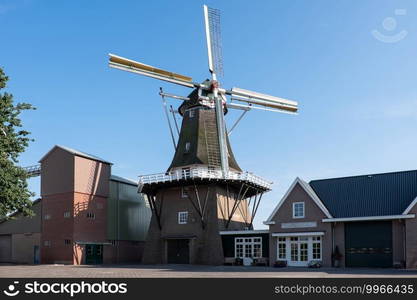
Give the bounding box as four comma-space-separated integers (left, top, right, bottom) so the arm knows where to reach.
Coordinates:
309, 170, 417, 218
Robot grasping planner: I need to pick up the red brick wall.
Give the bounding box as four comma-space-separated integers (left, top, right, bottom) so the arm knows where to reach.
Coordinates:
73, 192, 107, 243
41, 192, 74, 264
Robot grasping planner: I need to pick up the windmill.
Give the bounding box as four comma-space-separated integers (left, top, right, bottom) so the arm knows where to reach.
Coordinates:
108, 5, 298, 265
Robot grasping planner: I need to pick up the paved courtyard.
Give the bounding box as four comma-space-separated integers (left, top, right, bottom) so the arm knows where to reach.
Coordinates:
0, 264, 416, 278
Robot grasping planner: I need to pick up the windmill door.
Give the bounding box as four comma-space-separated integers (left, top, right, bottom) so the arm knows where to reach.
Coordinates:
167, 239, 190, 264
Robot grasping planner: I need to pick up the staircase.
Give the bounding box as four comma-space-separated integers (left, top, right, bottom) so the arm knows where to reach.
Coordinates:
204, 113, 221, 172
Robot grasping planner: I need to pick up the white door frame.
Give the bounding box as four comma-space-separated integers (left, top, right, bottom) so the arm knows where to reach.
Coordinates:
277, 235, 322, 267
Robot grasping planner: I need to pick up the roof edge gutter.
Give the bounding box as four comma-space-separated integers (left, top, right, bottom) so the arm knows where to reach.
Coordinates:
322, 214, 415, 223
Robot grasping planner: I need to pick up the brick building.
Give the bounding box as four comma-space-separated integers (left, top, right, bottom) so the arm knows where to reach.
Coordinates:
0, 145, 151, 265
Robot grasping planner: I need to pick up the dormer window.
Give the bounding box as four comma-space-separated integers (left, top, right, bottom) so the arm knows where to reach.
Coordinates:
292, 202, 305, 219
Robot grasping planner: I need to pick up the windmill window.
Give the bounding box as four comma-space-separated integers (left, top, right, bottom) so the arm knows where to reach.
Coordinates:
178, 211, 188, 224
181, 187, 189, 198
189, 110, 195, 118
185, 142, 191, 153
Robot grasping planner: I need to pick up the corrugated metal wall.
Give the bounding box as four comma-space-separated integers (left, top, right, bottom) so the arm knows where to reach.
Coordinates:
107, 180, 151, 241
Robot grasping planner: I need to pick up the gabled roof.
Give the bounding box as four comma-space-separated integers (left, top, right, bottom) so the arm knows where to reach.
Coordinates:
39, 145, 112, 165
309, 169, 417, 218
264, 177, 332, 224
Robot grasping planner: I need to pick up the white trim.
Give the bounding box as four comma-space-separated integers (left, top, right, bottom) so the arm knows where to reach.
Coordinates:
219, 230, 269, 235
292, 202, 305, 219
264, 177, 332, 223
272, 231, 325, 237
281, 221, 317, 229
322, 214, 415, 223
403, 197, 417, 215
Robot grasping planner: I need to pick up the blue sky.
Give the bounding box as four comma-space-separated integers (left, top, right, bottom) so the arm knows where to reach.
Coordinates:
1, 0, 416, 228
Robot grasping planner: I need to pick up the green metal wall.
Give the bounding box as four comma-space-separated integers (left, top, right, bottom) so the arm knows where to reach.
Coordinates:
107, 180, 151, 241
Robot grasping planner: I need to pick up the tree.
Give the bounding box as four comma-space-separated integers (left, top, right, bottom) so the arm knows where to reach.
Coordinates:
0, 67, 36, 218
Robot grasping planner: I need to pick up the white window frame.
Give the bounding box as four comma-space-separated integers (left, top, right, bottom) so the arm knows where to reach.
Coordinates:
178, 211, 188, 224
63, 211, 71, 218
234, 236, 263, 259
277, 237, 286, 260
44, 240, 51, 247
276, 235, 322, 265
292, 202, 305, 219
189, 109, 195, 118
44, 214, 51, 220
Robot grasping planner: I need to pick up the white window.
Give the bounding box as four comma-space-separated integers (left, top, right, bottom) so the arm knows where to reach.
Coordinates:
44, 240, 51, 247
189, 110, 195, 118
178, 211, 188, 224
277, 237, 286, 259
235, 237, 262, 258
185, 142, 191, 153
292, 202, 305, 219
312, 236, 322, 260
44, 214, 51, 220
63, 211, 71, 218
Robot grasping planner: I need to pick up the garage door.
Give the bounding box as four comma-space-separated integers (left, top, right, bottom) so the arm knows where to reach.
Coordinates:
345, 221, 392, 267
0, 235, 12, 262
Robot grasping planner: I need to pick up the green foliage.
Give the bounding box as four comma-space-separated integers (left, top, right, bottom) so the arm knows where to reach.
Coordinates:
0, 67, 36, 218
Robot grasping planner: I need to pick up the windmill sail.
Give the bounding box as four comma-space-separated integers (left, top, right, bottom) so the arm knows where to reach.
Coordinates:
203, 5, 223, 78
228, 87, 298, 113
108, 53, 196, 88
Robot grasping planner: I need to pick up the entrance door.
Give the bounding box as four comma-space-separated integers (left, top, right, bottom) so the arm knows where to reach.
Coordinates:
289, 237, 309, 266
167, 239, 190, 264
33, 246, 40, 264
277, 236, 322, 267
85, 244, 103, 265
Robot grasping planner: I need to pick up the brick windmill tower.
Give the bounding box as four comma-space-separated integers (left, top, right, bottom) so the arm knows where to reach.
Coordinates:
108, 5, 298, 264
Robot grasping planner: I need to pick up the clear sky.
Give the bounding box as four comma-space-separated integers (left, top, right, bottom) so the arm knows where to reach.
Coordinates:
1, 0, 416, 228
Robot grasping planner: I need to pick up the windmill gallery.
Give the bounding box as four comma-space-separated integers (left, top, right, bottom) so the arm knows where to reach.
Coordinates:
1, 5, 417, 269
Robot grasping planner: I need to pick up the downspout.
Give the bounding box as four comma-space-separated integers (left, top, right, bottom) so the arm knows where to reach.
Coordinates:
117, 182, 120, 264
331, 222, 335, 267
403, 219, 407, 268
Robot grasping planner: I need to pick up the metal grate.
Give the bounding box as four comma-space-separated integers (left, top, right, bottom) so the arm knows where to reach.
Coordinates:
23, 164, 41, 177
207, 6, 224, 77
